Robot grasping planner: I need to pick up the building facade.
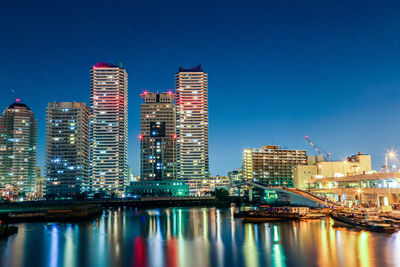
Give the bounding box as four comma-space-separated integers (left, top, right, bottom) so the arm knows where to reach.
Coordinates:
228, 169, 243, 184
243, 145, 307, 187
294, 152, 372, 189
140, 91, 176, 180
90, 63, 128, 195
0, 101, 37, 197
45, 102, 90, 198
175, 65, 209, 187
34, 167, 45, 199
127, 180, 189, 197
209, 175, 231, 188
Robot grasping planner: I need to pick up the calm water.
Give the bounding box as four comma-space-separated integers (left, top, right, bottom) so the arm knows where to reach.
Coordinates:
0, 207, 399, 267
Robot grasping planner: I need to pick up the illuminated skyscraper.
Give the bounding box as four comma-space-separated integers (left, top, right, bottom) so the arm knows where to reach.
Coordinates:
45, 102, 90, 198
175, 65, 209, 187
0, 101, 37, 196
90, 63, 128, 195
140, 91, 176, 180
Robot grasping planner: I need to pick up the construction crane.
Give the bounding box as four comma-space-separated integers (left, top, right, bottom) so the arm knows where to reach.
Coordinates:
304, 136, 331, 161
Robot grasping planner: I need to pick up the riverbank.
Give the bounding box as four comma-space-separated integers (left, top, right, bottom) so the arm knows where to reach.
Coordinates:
0, 203, 102, 223
0, 197, 234, 222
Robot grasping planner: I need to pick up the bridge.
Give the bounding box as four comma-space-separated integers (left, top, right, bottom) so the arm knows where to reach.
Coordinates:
231, 181, 336, 208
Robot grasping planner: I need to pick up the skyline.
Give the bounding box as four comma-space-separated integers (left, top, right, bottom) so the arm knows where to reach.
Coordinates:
2, 1, 400, 175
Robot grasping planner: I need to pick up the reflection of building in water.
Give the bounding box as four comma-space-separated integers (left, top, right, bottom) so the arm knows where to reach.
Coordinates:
243, 223, 259, 267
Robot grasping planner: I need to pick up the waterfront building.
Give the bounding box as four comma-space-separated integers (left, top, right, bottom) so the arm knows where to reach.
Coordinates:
209, 175, 231, 188
90, 63, 128, 196
34, 176, 45, 200
307, 172, 400, 207
243, 145, 307, 187
140, 91, 176, 180
0, 101, 37, 197
228, 169, 243, 184
33, 166, 45, 199
45, 102, 90, 198
175, 65, 209, 188
127, 167, 139, 183
177, 177, 205, 195
294, 152, 372, 189
127, 180, 189, 197
177, 176, 230, 196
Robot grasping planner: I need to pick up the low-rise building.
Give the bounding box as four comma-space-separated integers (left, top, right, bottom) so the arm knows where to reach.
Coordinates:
127, 180, 189, 197
228, 169, 243, 184
209, 176, 231, 188
294, 152, 372, 189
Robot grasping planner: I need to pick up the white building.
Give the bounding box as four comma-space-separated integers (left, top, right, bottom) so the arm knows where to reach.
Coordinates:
175, 65, 209, 187
90, 63, 128, 195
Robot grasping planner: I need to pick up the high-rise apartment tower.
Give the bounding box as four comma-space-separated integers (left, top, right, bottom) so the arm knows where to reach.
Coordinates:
0, 101, 37, 196
175, 65, 209, 187
140, 91, 176, 180
90, 63, 128, 195
45, 102, 90, 198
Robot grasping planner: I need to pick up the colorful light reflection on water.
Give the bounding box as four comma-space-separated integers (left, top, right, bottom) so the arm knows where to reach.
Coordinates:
0, 207, 399, 267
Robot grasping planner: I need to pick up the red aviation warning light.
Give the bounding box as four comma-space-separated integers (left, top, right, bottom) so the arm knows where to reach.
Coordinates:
15, 98, 20, 102
138, 134, 144, 140
140, 90, 149, 98
172, 134, 177, 140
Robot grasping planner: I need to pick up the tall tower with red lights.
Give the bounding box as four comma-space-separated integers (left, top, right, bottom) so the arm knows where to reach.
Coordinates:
175, 65, 209, 188
90, 63, 128, 195
140, 91, 176, 180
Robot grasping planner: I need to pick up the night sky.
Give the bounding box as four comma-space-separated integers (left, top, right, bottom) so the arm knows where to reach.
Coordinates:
2, 0, 400, 175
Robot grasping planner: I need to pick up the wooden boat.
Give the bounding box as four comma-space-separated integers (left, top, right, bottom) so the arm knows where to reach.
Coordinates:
300, 213, 326, 220
330, 212, 397, 233
242, 211, 300, 223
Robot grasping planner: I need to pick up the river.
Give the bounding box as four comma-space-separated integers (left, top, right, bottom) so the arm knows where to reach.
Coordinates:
0, 207, 399, 267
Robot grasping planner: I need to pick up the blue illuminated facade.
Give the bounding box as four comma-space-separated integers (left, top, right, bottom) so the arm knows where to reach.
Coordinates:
45, 102, 90, 199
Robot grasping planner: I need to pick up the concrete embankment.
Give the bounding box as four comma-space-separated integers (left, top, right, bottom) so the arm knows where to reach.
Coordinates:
0, 197, 220, 222
0, 202, 102, 223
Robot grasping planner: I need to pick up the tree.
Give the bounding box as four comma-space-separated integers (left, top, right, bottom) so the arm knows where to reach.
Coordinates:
215, 188, 230, 202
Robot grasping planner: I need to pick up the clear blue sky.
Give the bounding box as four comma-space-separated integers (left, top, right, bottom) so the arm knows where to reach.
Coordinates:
1, 0, 400, 175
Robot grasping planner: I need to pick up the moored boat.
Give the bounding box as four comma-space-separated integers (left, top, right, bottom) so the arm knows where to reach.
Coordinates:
242, 212, 300, 223
330, 212, 397, 233
300, 213, 326, 220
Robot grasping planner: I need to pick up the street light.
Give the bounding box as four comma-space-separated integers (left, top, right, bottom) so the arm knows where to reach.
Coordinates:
357, 188, 362, 207
385, 151, 397, 172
